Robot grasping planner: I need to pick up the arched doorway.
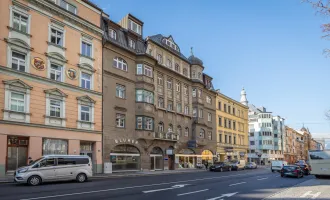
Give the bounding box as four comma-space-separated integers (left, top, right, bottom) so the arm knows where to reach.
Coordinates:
110, 145, 140, 172
201, 150, 214, 165
150, 147, 163, 171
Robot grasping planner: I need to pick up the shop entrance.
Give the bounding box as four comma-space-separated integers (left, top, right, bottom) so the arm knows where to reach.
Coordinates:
7, 136, 29, 171
110, 145, 141, 172
177, 149, 195, 169
150, 147, 163, 171
201, 150, 214, 165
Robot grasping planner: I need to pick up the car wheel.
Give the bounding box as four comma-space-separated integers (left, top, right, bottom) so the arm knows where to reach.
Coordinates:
315, 175, 322, 179
272, 170, 274, 173
28, 175, 41, 186
281, 174, 284, 177
76, 173, 87, 183
229, 167, 232, 171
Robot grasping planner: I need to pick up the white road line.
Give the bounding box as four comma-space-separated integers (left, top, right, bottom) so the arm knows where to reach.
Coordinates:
177, 189, 209, 196
257, 177, 268, 180
229, 182, 246, 186
20, 172, 256, 200
301, 191, 321, 199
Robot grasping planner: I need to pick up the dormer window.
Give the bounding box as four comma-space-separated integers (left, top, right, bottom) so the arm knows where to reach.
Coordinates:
60, 0, 77, 14
162, 37, 180, 52
109, 29, 117, 40
129, 39, 136, 49
128, 19, 141, 35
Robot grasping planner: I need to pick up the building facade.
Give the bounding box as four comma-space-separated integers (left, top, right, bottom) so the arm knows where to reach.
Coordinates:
0, 0, 104, 176
247, 104, 285, 164
215, 89, 249, 162
102, 14, 217, 172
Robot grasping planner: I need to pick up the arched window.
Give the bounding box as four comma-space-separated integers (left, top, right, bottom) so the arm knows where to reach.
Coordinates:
200, 129, 205, 138
183, 68, 187, 76
113, 57, 127, 71
185, 127, 189, 137
168, 124, 173, 132
177, 126, 182, 136
175, 63, 180, 72
167, 59, 172, 68
158, 122, 164, 132
109, 29, 117, 40
192, 88, 197, 97
157, 54, 163, 64
198, 72, 202, 79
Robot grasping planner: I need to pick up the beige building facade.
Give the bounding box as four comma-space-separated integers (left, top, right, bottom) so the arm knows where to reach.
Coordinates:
0, 0, 104, 176
215, 91, 249, 161
102, 14, 217, 172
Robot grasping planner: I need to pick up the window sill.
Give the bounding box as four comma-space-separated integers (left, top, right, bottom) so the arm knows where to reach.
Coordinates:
7, 26, 32, 38
79, 54, 95, 61
116, 126, 126, 129
44, 115, 67, 120
47, 41, 67, 50
2, 109, 31, 115
116, 96, 127, 100
77, 120, 95, 124
113, 66, 128, 73
135, 129, 154, 132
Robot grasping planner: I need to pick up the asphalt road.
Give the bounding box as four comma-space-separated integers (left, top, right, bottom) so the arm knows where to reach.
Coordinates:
0, 168, 314, 200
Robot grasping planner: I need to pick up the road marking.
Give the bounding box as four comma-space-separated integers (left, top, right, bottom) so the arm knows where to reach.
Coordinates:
300, 191, 321, 199
20, 172, 257, 200
229, 182, 246, 186
257, 177, 268, 180
275, 175, 280, 177
177, 189, 209, 196
143, 184, 189, 193
206, 192, 238, 200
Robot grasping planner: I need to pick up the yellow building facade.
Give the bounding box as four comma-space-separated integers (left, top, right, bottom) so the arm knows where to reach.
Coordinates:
215, 91, 249, 161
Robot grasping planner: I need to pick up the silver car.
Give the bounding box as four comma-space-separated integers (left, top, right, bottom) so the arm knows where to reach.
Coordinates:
245, 162, 257, 169
14, 155, 92, 186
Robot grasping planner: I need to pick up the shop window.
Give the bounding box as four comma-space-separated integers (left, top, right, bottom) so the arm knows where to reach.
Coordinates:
43, 138, 68, 155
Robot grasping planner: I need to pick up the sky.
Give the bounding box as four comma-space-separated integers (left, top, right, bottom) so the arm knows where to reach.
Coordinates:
91, 0, 330, 138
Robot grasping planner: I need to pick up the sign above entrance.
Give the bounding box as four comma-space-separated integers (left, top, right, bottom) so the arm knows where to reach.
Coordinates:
114, 138, 138, 145
225, 147, 233, 152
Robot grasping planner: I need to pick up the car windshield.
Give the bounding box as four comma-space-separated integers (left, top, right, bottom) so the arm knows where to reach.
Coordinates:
28, 157, 44, 166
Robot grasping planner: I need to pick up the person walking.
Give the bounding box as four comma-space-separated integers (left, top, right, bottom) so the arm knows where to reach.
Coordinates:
205, 161, 209, 170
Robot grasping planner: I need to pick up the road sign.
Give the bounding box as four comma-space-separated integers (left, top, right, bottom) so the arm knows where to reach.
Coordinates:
142, 184, 190, 193
206, 192, 238, 200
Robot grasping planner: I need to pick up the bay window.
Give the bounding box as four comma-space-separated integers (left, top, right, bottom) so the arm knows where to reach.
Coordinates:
136, 116, 154, 131
136, 89, 154, 104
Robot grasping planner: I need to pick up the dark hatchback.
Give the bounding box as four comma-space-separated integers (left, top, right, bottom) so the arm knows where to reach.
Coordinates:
295, 160, 310, 175
281, 165, 304, 178
209, 162, 232, 172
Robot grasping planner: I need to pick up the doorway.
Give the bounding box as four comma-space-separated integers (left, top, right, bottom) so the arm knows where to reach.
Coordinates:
7, 136, 29, 171
150, 147, 163, 171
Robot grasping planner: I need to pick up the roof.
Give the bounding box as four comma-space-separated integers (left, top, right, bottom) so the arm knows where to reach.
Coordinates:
147, 34, 190, 63
82, 0, 103, 11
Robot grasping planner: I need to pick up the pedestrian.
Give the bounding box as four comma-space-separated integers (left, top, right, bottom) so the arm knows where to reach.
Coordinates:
205, 162, 209, 170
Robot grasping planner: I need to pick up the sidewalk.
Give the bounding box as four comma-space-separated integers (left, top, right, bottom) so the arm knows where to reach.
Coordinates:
0, 169, 207, 183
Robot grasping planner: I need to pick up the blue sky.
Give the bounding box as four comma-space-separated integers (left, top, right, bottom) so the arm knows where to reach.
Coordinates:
91, 0, 330, 137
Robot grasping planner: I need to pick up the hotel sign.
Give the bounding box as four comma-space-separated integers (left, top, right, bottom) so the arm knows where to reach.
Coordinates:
114, 138, 138, 145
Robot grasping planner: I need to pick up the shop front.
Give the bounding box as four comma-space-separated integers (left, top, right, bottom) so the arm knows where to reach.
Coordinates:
110, 144, 141, 172
176, 149, 196, 169
150, 147, 163, 171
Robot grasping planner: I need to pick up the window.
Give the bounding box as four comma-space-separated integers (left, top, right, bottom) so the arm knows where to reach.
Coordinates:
109, 29, 117, 39
233, 121, 236, 130
218, 101, 221, 110
192, 70, 196, 78
228, 120, 231, 129
136, 117, 143, 129
80, 106, 90, 122
184, 106, 189, 115
193, 107, 197, 117
183, 68, 188, 76
168, 124, 173, 132
224, 104, 227, 112
166, 59, 172, 68
224, 119, 228, 128
136, 90, 154, 104
167, 101, 173, 111
250, 141, 255, 145
144, 66, 152, 77
192, 88, 196, 97
50, 64, 62, 82
136, 64, 143, 75
198, 72, 201, 79
81, 73, 91, 89
116, 84, 125, 99
158, 122, 164, 132
128, 19, 141, 35
218, 116, 222, 126
60, 0, 77, 14
200, 129, 205, 138
185, 127, 189, 137
229, 136, 232, 144
198, 89, 202, 98
177, 126, 182, 136
158, 97, 164, 108
167, 79, 172, 89
206, 96, 211, 104
274, 134, 278, 138
219, 133, 222, 142
228, 106, 231, 114
158, 75, 163, 85
116, 114, 125, 128
10, 92, 25, 112
113, 57, 128, 71
11, 52, 26, 72
176, 83, 180, 92
175, 64, 180, 72
136, 116, 153, 130
137, 64, 153, 77
50, 99, 61, 117
208, 113, 212, 122
50, 28, 63, 46
129, 39, 136, 49
234, 136, 236, 144
233, 108, 235, 115
157, 54, 163, 64
225, 135, 228, 143
177, 103, 182, 113
184, 85, 188, 95
57, 157, 89, 165
43, 139, 68, 155
199, 109, 203, 118
13, 12, 28, 33
81, 41, 92, 57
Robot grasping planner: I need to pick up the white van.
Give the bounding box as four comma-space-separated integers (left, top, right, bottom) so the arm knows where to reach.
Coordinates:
14, 155, 93, 186
271, 160, 288, 172
230, 160, 246, 170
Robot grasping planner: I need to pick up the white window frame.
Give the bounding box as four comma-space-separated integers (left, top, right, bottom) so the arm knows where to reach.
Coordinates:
206, 96, 211, 104
128, 19, 142, 35
136, 116, 143, 129
176, 83, 180, 92
49, 63, 63, 82
11, 51, 26, 72
77, 96, 95, 130
144, 65, 153, 77
208, 131, 212, 140
136, 64, 143, 75
192, 88, 196, 97
157, 54, 163, 64
184, 106, 189, 115
200, 129, 205, 138
166, 59, 172, 68
167, 101, 173, 111
185, 128, 189, 137
116, 113, 125, 128
167, 79, 172, 89
9, 92, 25, 112
129, 39, 136, 49
158, 76, 163, 85
177, 103, 182, 113
109, 29, 117, 40
184, 85, 188, 95
208, 113, 212, 122
45, 89, 66, 127
158, 122, 164, 132
81, 40, 93, 58
175, 63, 180, 72
144, 117, 153, 130
49, 99, 62, 118
59, 0, 77, 14
11, 9, 30, 34
198, 89, 202, 98
80, 105, 91, 122
80, 72, 92, 90
116, 84, 126, 99
158, 97, 164, 108
50, 27, 64, 46
113, 57, 128, 71
199, 109, 203, 118
193, 108, 197, 117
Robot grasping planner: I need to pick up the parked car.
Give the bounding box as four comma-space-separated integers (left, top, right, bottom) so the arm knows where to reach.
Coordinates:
14, 155, 92, 186
280, 165, 304, 178
230, 160, 246, 171
271, 160, 288, 172
245, 162, 257, 169
209, 162, 232, 172
295, 160, 310, 175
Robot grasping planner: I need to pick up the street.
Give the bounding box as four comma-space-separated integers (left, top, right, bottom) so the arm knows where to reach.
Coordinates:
0, 168, 319, 200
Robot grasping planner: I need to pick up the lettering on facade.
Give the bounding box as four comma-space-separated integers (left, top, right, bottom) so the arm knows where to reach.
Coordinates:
115, 138, 138, 145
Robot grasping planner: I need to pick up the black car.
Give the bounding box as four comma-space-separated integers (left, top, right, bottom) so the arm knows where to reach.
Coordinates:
281, 165, 304, 178
295, 160, 310, 175
209, 162, 232, 172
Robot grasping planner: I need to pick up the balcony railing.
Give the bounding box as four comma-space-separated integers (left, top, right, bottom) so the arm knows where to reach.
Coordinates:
153, 132, 179, 141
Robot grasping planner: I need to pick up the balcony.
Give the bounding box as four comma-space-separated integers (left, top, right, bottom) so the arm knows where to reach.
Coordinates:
153, 132, 179, 141
136, 75, 154, 84
258, 145, 273, 150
